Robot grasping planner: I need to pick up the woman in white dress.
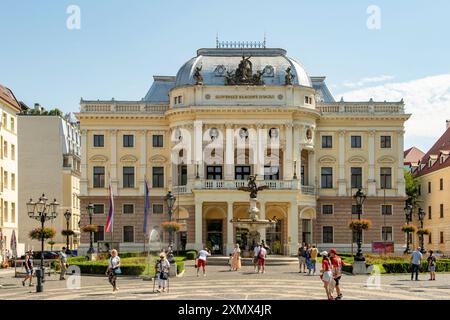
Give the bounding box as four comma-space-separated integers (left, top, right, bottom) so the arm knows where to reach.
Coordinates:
155, 252, 170, 292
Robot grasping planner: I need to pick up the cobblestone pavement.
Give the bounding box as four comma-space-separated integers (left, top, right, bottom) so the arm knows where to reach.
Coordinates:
1, 261, 450, 300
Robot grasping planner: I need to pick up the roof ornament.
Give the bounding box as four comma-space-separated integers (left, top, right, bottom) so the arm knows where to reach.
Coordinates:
216, 36, 266, 49
224, 55, 265, 85
193, 65, 203, 85
285, 67, 295, 85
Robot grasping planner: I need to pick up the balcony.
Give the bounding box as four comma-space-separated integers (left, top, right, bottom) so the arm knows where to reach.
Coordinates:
172, 180, 316, 195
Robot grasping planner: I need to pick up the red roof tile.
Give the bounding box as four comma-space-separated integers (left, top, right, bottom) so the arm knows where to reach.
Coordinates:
404, 146, 425, 165
0, 84, 22, 112
415, 127, 450, 177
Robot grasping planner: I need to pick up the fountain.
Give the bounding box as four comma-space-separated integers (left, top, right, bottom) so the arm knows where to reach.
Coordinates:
231, 175, 277, 256
143, 228, 162, 281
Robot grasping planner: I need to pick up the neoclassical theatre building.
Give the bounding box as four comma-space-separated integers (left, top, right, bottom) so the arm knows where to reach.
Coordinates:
77, 44, 409, 255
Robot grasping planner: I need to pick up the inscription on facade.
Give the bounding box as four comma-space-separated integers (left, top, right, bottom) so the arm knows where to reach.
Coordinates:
214, 94, 276, 100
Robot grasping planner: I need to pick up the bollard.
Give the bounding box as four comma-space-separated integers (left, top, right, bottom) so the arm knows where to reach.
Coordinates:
35, 269, 43, 292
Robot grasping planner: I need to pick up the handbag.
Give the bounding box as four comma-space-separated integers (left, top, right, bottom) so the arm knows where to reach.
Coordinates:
160, 272, 168, 280
113, 267, 122, 275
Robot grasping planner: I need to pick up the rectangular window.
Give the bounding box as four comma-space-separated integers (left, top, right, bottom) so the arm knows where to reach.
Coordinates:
3, 201, 8, 222
178, 165, 188, 186
351, 136, 362, 148
440, 231, 444, 244
428, 206, 432, 219
2, 113, 7, 128
207, 166, 223, 180
11, 173, 15, 191
380, 167, 392, 189
322, 204, 333, 215
322, 226, 333, 243
123, 134, 134, 147
264, 166, 279, 180
235, 166, 251, 180
11, 202, 15, 223
123, 166, 135, 188
418, 184, 421, 196
93, 204, 105, 214
429, 233, 432, 244
440, 204, 444, 218
152, 204, 164, 214
351, 167, 362, 189
301, 165, 305, 185
381, 204, 393, 215
3, 141, 7, 158
382, 226, 393, 241
11, 144, 15, 160
10, 117, 14, 132
152, 135, 164, 147
381, 136, 391, 148
123, 226, 134, 243
152, 167, 164, 188
93, 135, 104, 147
94, 226, 104, 242
3, 171, 7, 189
428, 181, 431, 193
321, 167, 333, 188
321, 135, 332, 148
123, 204, 134, 214
93, 166, 105, 188
440, 178, 444, 190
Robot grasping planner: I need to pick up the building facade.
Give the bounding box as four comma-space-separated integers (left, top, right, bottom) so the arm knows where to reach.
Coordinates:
0, 84, 22, 257
413, 122, 450, 254
77, 46, 409, 255
18, 109, 81, 251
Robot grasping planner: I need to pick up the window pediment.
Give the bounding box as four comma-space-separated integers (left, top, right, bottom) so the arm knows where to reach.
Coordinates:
348, 155, 366, 164
120, 155, 138, 163
90, 155, 108, 162
377, 155, 396, 164
318, 155, 336, 164
150, 154, 167, 164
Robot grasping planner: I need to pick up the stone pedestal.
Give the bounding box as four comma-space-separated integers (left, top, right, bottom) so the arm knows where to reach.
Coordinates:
87, 253, 98, 261
169, 262, 177, 277
352, 261, 369, 275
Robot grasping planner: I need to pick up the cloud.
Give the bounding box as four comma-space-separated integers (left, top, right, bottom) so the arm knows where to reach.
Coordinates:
342, 75, 395, 88
336, 74, 450, 152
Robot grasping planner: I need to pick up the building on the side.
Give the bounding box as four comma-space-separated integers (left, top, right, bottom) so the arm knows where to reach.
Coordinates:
404, 146, 425, 172
76, 44, 410, 255
0, 84, 24, 258
413, 121, 450, 254
18, 105, 81, 251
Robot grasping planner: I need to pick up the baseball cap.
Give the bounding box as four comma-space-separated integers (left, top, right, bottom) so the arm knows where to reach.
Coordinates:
330, 248, 337, 254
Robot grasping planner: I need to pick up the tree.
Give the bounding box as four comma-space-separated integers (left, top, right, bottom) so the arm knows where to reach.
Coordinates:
405, 170, 421, 208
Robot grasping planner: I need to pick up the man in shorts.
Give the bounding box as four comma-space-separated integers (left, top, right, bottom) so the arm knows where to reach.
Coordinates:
253, 243, 260, 273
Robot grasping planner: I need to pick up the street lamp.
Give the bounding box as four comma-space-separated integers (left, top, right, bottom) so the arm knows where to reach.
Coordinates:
353, 188, 366, 261
26, 194, 59, 293
403, 203, 413, 254
86, 204, 95, 254
63, 210, 72, 252
417, 207, 426, 254
165, 191, 176, 263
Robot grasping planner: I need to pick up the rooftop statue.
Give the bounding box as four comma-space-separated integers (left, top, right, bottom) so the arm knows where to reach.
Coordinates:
238, 175, 268, 199
224, 55, 265, 86
193, 65, 203, 85
285, 66, 295, 85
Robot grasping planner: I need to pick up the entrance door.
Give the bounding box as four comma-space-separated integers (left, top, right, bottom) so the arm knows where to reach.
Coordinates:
266, 220, 282, 254
206, 220, 223, 254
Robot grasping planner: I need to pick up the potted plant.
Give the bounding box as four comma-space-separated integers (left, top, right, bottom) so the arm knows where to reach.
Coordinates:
161, 221, 182, 232
47, 240, 56, 251
349, 219, 372, 231
401, 225, 417, 233
29, 227, 57, 241
61, 229, 75, 237
416, 228, 431, 236
82, 224, 98, 233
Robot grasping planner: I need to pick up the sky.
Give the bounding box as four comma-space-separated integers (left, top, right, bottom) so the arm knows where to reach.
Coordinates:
0, 0, 449, 152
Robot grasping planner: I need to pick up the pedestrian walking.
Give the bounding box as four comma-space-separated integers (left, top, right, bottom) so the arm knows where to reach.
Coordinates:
58, 247, 68, 280
319, 251, 333, 300
106, 249, 121, 292
155, 252, 170, 292
298, 243, 307, 273
22, 250, 34, 287
305, 244, 312, 275
257, 243, 267, 274
253, 242, 260, 273
309, 245, 318, 275
329, 248, 350, 300
196, 247, 211, 277
231, 243, 241, 271
427, 250, 436, 281
410, 247, 423, 281
228, 253, 233, 271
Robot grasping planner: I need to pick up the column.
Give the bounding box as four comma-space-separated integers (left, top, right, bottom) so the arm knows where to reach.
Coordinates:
139, 130, 147, 194
289, 201, 299, 255
226, 202, 234, 255
258, 201, 266, 243
256, 124, 265, 178
110, 129, 118, 194
368, 130, 376, 196
307, 150, 315, 186
293, 125, 302, 184
283, 123, 293, 180
397, 130, 406, 196
194, 201, 203, 250
224, 123, 234, 180
80, 129, 88, 195
194, 121, 204, 179
338, 130, 347, 196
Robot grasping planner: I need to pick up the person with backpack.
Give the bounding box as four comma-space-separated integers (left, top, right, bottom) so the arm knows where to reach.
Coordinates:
196, 247, 211, 277
155, 252, 170, 292
22, 250, 34, 287
319, 251, 333, 300
427, 250, 436, 281
329, 248, 349, 300
106, 249, 121, 292
298, 243, 307, 273
257, 243, 267, 274
309, 245, 319, 275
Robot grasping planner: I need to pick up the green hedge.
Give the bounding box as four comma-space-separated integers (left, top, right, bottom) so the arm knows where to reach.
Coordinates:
176, 261, 185, 273
382, 261, 450, 273
70, 261, 145, 275
186, 251, 197, 260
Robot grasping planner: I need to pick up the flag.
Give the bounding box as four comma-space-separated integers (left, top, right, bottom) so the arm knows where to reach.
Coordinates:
106, 182, 114, 233
143, 176, 150, 235
10, 230, 17, 258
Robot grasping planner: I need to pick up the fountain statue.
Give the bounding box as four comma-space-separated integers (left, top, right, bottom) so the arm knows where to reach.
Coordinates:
231, 175, 277, 256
